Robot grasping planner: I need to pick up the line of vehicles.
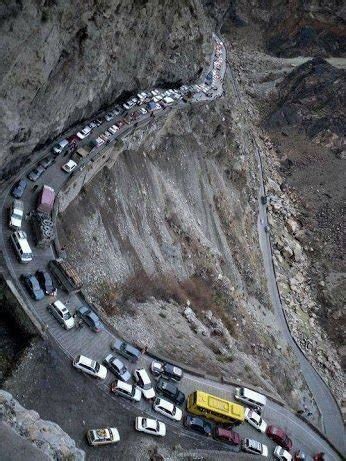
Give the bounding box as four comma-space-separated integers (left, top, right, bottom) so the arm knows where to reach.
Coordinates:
3, 38, 325, 460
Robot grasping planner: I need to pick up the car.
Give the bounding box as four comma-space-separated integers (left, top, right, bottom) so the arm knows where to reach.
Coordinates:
94, 118, 103, 126
235, 387, 266, 409
20, 274, 45, 301
47, 300, 75, 330
76, 126, 92, 139
113, 105, 123, 116
213, 427, 241, 446
245, 408, 267, 432
242, 438, 268, 457
52, 139, 69, 155
153, 397, 182, 421
61, 160, 77, 173
183, 415, 212, 436
87, 122, 96, 130
133, 369, 155, 399
76, 305, 103, 332
39, 155, 55, 169
86, 427, 120, 446
155, 377, 185, 406
35, 270, 56, 295
266, 426, 292, 451
135, 417, 166, 437
111, 339, 141, 362
105, 112, 115, 122
274, 446, 292, 461
27, 165, 45, 181
293, 451, 306, 461
11, 179, 27, 199
110, 380, 142, 402
95, 137, 105, 147
103, 354, 131, 381
139, 107, 147, 115
150, 360, 183, 381
108, 125, 119, 134
72, 355, 107, 379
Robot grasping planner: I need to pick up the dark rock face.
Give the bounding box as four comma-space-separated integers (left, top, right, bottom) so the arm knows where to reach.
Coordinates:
0, 0, 211, 175
265, 58, 345, 141
203, 0, 346, 57
266, 1, 346, 57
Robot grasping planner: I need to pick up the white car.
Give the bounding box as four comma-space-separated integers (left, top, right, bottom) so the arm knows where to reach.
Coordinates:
274, 446, 292, 461
135, 417, 166, 437
242, 438, 268, 457
61, 160, 77, 173
139, 107, 147, 115
73, 355, 107, 379
76, 126, 92, 139
86, 427, 120, 446
123, 101, 134, 110
52, 139, 69, 155
245, 408, 268, 432
108, 124, 119, 134
133, 368, 155, 399
153, 397, 182, 421
47, 300, 75, 330
111, 380, 142, 402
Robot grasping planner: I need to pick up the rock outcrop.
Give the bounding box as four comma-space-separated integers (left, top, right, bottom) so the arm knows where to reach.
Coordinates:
0, 390, 84, 460
265, 58, 345, 145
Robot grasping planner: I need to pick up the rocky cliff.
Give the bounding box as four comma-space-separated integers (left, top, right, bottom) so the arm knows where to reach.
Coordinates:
203, 0, 345, 57
0, 0, 211, 178
0, 390, 84, 460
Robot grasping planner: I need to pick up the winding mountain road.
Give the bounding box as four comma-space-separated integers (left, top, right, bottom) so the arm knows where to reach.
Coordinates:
0, 34, 343, 459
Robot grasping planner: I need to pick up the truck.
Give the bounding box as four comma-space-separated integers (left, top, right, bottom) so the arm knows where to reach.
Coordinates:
9, 199, 24, 229
48, 258, 83, 294
37, 185, 55, 215
31, 212, 55, 248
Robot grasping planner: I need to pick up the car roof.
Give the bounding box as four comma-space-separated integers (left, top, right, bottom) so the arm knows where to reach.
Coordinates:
137, 369, 150, 383
115, 380, 132, 392
143, 418, 157, 430
156, 398, 174, 411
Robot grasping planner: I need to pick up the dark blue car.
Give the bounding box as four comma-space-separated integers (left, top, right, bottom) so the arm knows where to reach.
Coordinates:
76, 305, 103, 332
11, 179, 27, 199
20, 274, 45, 301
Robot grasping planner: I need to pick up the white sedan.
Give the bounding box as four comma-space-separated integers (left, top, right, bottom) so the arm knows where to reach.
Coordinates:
86, 427, 120, 446
135, 417, 166, 437
274, 446, 292, 461
61, 160, 77, 173
73, 355, 107, 380
153, 397, 182, 421
76, 126, 92, 139
245, 408, 268, 432
133, 368, 155, 399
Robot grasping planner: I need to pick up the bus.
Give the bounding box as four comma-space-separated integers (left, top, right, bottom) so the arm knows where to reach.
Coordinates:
187, 391, 245, 425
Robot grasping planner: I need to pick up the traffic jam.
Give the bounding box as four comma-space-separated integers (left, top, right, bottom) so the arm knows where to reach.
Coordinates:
3, 35, 327, 461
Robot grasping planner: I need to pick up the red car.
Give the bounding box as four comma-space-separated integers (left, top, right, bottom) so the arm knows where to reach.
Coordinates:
213, 427, 241, 446
266, 425, 292, 451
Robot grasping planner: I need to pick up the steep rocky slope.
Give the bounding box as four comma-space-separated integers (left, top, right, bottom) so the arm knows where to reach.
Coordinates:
58, 65, 315, 410
0, 390, 84, 460
0, 0, 211, 177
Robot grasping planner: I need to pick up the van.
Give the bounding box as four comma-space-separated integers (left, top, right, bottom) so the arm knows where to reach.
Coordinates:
235, 387, 267, 409
36, 185, 55, 215
47, 299, 75, 330
10, 230, 33, 263
9, 199, 24, 229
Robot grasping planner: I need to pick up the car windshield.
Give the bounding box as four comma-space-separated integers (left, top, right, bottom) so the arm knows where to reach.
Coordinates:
93, 361, 100, 372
